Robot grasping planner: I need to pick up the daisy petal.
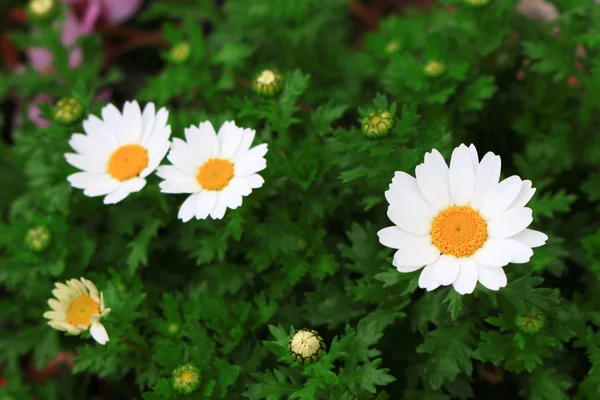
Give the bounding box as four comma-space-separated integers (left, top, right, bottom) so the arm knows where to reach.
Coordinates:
392, 243, 440, 268
488, 208, 533, 239
473, 238, 511, 267
140, 102, 156, 144
432, 254, 460, 285
477, 264, 507, 291
508, 180, 536, 210
90, 322, 109, 345
418, 263, 441, 291
156, 165, 200, 194
510, 229, 548, 248
415, 162, 451, 211
470, 152, 501, 211
479, 176, 522, 220
386, 172, 436, 235
209, 194, 228, 219
452, 259, 478, 295
198, 121, 220, 158
377, 226, 431, 250
122, 100, 143, 143
218, 121, 243, 160
196, 190, 218, 220
449, 144, 475, 206
178, 193, 201, 222
500, 238, 534, 264
232, 128, 257, 162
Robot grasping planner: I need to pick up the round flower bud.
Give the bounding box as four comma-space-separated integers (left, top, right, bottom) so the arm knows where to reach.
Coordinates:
288, 328, 326, 365
385, 41, 400, 55
464, 0, 490, 6
172, 363, 201, 395
25, 226, 51, 252
361, 110, 395, 139
167, 323, 180, 335
424, 60, 445, 77
252, 69, 283, 97
53, 98, 84, 126
516, 309, 546, 334
167, 42, 191, 64
27, 0, 57, 21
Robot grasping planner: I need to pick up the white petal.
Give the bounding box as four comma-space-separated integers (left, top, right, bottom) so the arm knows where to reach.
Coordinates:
488, 208, 533, 239
469, 152, 501, 211
218, 121, 243, 160
168, 138, 202, 174
178, 193, 201, 222
102, 178, 146, 204
510, 229, 548, 248
452, 259, 478, 295
448, 144, 475, 205
198, 121, 220, 158
234, 144, 268, 177
472, 238, 511, 267
418, 263, 441, 291
140, 102, 156, 145
156, 165, 200, 193
48, 299, 64, 312
468, 144, 479, 169
377, 226, 431, 250
144, 108, 171, 148
477, 264, 507, 291
100, 103, 125, 143
424, 149, 449, 183
226, 177, 253, 196
141, 139, 171, 178
68, 172, 115, 190
242, 174, 265, 190
415, 162, 451, 211
184, 126, 211, 161
232, 128, 257, 162
90, 322, 109, 345
209, 194, 228, 219
479, 176, 522, 220
385, 172, 436, 235
122, 101, 143, 143
392, 243, 440, 268
432, 254, 460, 285
84, 114, 120, 147
65, 153, 106, 173
68, 133, 109, 156
222, 186, 243, 209
82, 176, 122, 197
508, 180, 536, 210
500, 238, 534, 264
196, 190, 218, 220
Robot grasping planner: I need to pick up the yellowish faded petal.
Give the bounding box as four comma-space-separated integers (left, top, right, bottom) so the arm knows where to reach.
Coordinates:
67, 279, 87, 295
81, 278, 99, 298
100, 308, 111, 318
100, 292, 105, 310
52, 288, 73, 303
48, 298, 65, 312
48, 320, 74, 333
43, 311, 65, 321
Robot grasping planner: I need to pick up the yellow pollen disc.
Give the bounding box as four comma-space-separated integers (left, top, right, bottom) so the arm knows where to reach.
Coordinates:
257, 70, 276, 85
369, 115, 382, 126
431, 206, 487, 257
66, 294, 99, 327
178, 371, 195, 383
107, 144, 149, 181
196, 158, 234, 191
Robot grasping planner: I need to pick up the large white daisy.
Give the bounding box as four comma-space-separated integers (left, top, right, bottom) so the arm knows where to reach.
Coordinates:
43, 278, 111, 345
156, 121, 267, 222
377, 144, 548, 295
65, 101, 171, 204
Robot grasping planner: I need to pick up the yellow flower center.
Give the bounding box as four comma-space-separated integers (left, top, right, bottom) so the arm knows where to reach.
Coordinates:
431, 206, 487, 257
107, 144, 149, 181
178, 370, 196, 383
257, 70, 276, 85
66, 294, 99, 327
196, 158, 234, 191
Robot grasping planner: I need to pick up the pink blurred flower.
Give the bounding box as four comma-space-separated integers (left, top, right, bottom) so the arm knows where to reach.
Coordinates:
28, 94, 53, 128
27, 0, 143, 74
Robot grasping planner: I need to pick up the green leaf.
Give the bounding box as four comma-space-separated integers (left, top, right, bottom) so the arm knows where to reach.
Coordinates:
126, 220, 162, 275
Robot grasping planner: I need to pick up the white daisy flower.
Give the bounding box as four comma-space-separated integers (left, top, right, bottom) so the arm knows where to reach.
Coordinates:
44, 278, 111, 345
65, 101, 171, 204
156, 121, 267, 222
377, 144, 548, 295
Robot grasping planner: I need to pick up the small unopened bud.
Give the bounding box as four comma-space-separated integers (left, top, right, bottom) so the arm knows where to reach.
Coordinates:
167, 323, 180, 335
27, 0, 57, 21
252, 69, 283, 97
25, 226, 51, 252
424, 60, 445, 77
464, 0, 490, 6
172, 363, 201, 395
516, 309, 545, 334
385, 41, 400, 54
288, 328, 326, 365
53, 98, 83, 126
167, 42, 191, 64
361, 110, 395, 139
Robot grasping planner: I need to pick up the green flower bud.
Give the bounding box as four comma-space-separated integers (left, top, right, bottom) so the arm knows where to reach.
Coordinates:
252, 69, 283, 97
53, 98, 84, 126
26, 0, 57, 22
424, 60, 445, 77
288, 328, 326, 365
385, 41, 400, 55
167, 323, 180, 335
464, 0, 490, 6
167, 42, 191, 64
297, 238, 307, 251
361, 110, 395, 139
172, 363, 201, 395
516, 309, 546, 334
25, 226, 51, 252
